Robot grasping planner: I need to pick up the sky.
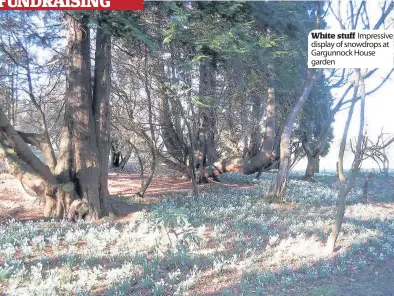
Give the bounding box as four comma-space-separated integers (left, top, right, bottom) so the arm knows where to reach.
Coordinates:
318, 72, 394, 172
295, 0, 394, 172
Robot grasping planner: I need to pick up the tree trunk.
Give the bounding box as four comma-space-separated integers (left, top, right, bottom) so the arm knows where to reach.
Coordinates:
0, 14, 112, 220
302, 117, 330, 179
93, 16, 113, 216
337, 86, 360, 183
128, 142, 145, 191
249, 94, 263, 156
158, 77, 188, 165
327, 69, 364, 253
199, 57, 217, 178
17, 131, 56, 173
305, 155, 318, 180
0, 113, 52, 206
0, 106, 74, 217
111, 151, 121, 167
0, 108, 57, 186
258, 87, 276, 178
271, 70, 322, 200
362, 172, 373, 203
262, 88, 276, 154
242, 87, 276, 178
187, 125, 199, 197
55, 14, 110, 219
138, 149, 156, 198
119, 148, 131, 170
326, 183, 346, 253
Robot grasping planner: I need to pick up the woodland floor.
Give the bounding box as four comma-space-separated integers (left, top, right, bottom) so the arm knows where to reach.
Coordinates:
1, 168, 394, 295
0, 168, 253, 223
0, 170, 190, 223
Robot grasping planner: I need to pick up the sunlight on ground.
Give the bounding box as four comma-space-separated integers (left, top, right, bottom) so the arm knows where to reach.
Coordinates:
1, 172, 394, 295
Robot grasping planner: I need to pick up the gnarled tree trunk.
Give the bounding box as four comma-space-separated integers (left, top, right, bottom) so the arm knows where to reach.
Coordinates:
0, 106, 74, 217
1, 14, 113, 219
214, 88, 276, 177
302, 113, 331, 180
158, 86, 188, 165
54, 14, 113, 219
243, 87, 276, 178
54, 15, 101, 218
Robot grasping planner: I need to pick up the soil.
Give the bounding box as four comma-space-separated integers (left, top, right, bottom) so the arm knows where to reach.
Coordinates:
0, 169, 253, 223
0, 171, 197, 223
0, 173, 43, 222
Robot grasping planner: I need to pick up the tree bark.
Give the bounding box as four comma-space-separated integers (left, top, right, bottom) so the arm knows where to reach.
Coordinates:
0, 122, 52, 211
127, 142, 145, 191
0, 14, 112, 220
111, 150, 121, 167
262, 88, 276, 155
0, 106, 74, 217
326, 183, 346, 253
119, 148, 131, 170
315, 157, 320, 173
305, 155, 318, 180
249, 94, 263, 156
302, 115, 330, 179
362, 172, 373, 203
337, 77, 360, 183
0, 107, 57, 185
199, 57, 217, 178
55, 14, 108, 219
242, 87, 276, 178
93, 15, 113, 216
158, 84, 188, 165
17, 131, 56, 172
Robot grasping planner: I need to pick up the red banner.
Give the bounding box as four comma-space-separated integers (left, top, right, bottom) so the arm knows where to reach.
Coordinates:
0, 0, 144, 10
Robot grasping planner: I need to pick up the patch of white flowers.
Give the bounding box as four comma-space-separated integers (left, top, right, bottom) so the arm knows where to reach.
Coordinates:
1, 172, 394, 295
1, 243, 16, 260
212, 254, 238, 273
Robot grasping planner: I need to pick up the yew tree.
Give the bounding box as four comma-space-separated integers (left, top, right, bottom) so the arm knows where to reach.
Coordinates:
0, 12, 113, 219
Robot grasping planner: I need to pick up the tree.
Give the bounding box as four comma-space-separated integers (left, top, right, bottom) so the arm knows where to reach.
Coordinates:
270, 69, 322, 199
0, 12, 113, 219
327, 68, 364, 253
358, 131, 394, 177
298, 78, 334, 180
326, 0, 394, 252
0, 12, 65, 172
241, 87, 276, 178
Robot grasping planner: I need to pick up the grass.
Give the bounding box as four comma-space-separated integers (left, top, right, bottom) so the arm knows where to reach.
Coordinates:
0, 172, 393, 295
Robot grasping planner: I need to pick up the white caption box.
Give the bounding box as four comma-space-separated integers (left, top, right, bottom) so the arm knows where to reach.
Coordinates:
308, 30, 394, 69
